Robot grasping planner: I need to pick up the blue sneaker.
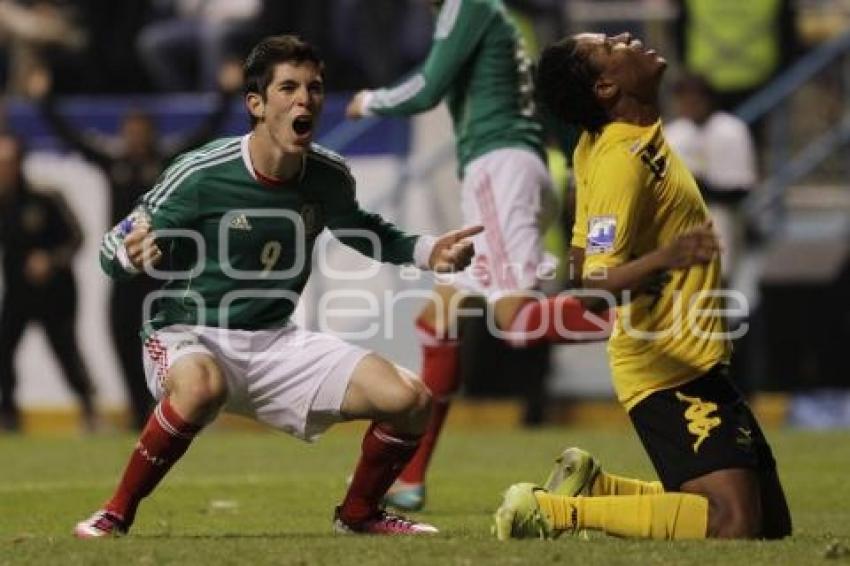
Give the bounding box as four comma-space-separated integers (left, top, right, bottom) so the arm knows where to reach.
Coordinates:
384, 482, 426, 512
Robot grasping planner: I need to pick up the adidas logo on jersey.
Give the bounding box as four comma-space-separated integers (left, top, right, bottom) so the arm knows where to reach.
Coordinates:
229, 214, 252, 231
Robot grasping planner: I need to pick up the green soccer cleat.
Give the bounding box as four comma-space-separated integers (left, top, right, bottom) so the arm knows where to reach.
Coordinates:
542, 447, 601, 497
384, 482, 426, 512
492, 482, 553, 541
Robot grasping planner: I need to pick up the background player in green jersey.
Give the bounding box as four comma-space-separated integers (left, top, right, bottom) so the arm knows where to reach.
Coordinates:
74, 35, 482, 538
346, 0, 609, 511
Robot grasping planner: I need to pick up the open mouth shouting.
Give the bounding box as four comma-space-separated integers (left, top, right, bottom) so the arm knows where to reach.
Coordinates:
292, 115, 314, 143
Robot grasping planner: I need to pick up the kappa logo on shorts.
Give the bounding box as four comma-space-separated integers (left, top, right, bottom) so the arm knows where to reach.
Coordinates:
675, 391, 722, 453
587, 216, 616, 254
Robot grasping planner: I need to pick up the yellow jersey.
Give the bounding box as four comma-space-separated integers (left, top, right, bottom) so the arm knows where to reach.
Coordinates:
572, 120, 731, 411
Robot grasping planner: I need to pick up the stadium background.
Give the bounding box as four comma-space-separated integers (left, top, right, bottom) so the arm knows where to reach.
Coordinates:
1, 0, 848, 430
0, 3, 849, 564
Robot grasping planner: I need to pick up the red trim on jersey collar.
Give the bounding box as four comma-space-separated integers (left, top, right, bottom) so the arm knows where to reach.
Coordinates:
253, 167, 286, 188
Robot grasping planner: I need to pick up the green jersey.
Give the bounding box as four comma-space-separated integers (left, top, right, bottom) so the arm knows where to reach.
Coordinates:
365, 0, 544, 174
100, 135, 422, 331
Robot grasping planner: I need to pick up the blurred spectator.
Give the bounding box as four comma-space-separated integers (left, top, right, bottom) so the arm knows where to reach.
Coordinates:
137, 0, 261, 92
665, 73, 757, 280
0, 132, 96, 432
505, 0, 566, 52
26, 64, 240, 430
253, 1, 431, 91
675, 0, 799, 112
280, 0, 432, 90
253, 1, 340, 84
67, 0, 153, 93
0, 0, 86, 95
344, 0, 432, 86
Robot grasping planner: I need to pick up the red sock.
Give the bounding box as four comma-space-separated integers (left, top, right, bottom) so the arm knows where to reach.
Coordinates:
398, 320, 460, 485
339, 423, 421, 524
505, 295, 612, 347
399, 399, 450, 485
105, 399, 201, 526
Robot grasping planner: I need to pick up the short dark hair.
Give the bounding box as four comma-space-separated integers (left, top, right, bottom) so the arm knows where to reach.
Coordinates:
243, 35, 325, 127
537, 37, 609, 134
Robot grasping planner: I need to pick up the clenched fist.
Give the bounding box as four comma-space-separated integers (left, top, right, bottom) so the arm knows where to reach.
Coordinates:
123, 219, 163, 272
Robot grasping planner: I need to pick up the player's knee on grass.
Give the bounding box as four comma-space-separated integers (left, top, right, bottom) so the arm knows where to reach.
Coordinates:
165, 354, 228, 423
684, 468, 762, 539
707, 495, 762, 539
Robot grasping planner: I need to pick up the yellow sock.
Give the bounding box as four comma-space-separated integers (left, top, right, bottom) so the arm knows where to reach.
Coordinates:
535, 493, 708, 540
590, 471, 664, 496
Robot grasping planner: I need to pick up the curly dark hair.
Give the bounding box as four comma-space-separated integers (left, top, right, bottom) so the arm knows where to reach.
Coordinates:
243, 35, 324, 127
536, 37, 609, 134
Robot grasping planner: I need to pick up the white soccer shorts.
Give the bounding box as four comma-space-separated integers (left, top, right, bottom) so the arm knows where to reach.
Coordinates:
448, 147, 556, 300
142, 324, 370, 441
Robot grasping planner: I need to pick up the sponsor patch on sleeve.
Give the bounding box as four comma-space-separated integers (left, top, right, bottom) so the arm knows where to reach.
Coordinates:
587, 215, 616, 254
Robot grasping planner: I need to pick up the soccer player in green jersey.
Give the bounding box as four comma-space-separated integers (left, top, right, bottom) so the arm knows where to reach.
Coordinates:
73, 35, 482, 538
493, 32, 791, 541
346, 0, 610, 513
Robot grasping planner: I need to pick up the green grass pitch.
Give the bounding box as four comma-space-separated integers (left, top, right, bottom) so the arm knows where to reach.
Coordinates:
1, 426, 848, 565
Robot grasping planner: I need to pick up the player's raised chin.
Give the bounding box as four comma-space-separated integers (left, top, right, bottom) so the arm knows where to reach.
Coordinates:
247, 61, 324, 155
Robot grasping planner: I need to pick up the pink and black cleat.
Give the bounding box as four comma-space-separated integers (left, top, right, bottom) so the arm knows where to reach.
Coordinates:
333, 507, 438, 535
74, 510, 128, 538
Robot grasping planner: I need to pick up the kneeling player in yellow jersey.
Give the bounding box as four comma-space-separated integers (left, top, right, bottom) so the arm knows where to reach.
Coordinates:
494, 32, 791, 541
